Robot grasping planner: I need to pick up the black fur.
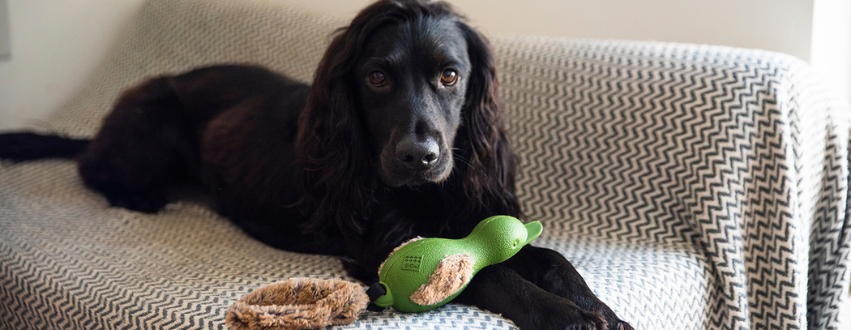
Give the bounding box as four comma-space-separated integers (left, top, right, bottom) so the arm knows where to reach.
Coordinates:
0, 1, 632, 329
0, 132, 89, 161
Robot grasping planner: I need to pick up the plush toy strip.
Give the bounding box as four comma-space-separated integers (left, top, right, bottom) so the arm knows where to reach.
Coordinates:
226, 278, 369, 330
409, 253, 474, 306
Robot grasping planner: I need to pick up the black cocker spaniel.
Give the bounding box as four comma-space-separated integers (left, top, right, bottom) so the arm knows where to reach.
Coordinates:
0, 1, 632, 329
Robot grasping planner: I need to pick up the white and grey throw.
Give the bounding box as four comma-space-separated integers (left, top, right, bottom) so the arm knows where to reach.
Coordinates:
2, 0, 849, 329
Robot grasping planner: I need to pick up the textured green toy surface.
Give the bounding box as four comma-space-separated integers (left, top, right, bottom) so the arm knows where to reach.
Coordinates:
373, 215, 543, 312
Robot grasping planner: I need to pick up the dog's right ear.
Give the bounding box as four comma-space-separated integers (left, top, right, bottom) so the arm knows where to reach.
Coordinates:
295, 0, 411, 237
295, 22, 373, 237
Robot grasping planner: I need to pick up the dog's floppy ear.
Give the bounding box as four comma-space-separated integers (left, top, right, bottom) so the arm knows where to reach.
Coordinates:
454, 22, 521, 218
295, 17, 377, 236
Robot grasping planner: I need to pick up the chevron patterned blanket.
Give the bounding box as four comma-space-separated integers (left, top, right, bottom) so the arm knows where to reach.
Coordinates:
2, 0, 850, 329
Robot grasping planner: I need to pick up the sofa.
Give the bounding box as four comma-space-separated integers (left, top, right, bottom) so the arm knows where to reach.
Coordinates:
2, 0, 849, 329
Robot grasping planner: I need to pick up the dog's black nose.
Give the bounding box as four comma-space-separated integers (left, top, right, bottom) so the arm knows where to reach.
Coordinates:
396, 137, 439, 169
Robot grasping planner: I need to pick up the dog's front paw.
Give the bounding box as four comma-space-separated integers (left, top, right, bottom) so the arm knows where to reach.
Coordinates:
585, 301, 633, 330
561, 310, 607, 330
527, 301, 607, 330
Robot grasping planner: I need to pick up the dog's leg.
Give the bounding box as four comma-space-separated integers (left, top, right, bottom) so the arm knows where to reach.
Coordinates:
77, 77, 197, 213
455, 265, 608, 330
499, 246, 635, 330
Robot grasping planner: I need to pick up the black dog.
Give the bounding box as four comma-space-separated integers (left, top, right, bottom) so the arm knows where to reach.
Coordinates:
0, 1, 632, 329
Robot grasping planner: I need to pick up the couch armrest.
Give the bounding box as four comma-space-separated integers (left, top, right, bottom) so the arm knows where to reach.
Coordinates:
494, 36, 851, 329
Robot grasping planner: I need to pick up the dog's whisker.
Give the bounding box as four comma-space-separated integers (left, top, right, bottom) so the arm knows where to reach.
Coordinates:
452, 154, 473, 168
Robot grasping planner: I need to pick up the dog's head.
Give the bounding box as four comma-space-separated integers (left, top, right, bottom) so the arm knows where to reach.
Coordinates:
298, 0, 515, 231
354, 11, 469, 186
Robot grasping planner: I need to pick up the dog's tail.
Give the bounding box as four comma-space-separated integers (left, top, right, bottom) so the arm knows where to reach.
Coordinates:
0, 132, 91, 162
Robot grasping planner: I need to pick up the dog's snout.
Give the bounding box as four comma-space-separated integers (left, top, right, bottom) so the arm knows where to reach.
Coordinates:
396, 137, 439, 169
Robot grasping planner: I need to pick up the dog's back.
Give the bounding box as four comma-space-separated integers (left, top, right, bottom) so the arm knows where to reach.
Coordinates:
0, 65, 310, 216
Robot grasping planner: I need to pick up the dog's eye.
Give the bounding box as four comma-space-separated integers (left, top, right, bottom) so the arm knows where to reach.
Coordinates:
367, 71, 387, 87
440, 69, 458, 86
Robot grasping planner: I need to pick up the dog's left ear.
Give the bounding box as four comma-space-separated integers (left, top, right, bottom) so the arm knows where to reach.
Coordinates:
455, 22, 520, 217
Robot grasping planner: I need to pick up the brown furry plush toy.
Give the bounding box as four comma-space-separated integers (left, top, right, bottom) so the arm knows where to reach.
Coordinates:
225, 278, 368, 330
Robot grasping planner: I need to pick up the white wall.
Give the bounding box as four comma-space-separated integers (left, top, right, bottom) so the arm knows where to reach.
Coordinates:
275, 0, 814, 60
811, 0, 851, 104
0, 0, 10, 57
0, 0, 145, 131
0, 0, 835, 131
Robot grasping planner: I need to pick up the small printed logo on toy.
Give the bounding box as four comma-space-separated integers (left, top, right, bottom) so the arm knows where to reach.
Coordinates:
402, 255, 422, 272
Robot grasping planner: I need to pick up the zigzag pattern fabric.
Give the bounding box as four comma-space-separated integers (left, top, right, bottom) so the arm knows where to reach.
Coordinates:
1, 0, 849, 329
496, 37, 851, 329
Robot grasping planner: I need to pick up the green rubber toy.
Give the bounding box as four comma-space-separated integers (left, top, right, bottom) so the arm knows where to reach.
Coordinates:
368, 215, 543, 313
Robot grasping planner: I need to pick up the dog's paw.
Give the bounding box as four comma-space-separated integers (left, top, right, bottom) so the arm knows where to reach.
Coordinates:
587, 303, 633, 330
563, 310, 607, 330
531, 305, 607, 330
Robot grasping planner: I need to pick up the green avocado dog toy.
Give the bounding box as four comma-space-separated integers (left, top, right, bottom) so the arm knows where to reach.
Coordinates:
368, 215, 543, 312
226, 215, 543, 330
